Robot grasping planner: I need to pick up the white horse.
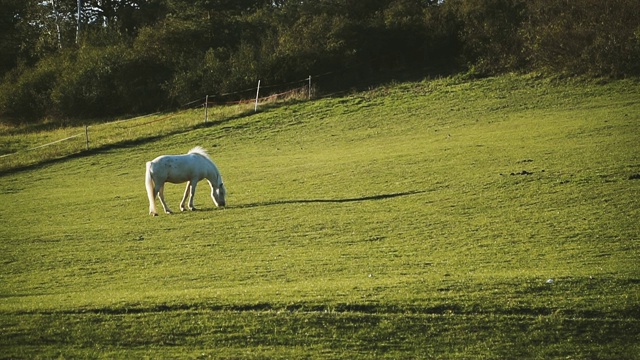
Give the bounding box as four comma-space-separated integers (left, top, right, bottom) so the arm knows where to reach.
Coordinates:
145, 146, 226, 216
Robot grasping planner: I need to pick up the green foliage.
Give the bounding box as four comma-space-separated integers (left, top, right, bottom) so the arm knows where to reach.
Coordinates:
1, 75, 639, 358
451, 0, 528, 74
0, 0, 26, 76
523, 0, 640, 77
0, 58, 60, 122
51, 46, 125, 118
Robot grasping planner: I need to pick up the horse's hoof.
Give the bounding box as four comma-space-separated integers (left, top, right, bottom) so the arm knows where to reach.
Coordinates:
150, 212, 158, 216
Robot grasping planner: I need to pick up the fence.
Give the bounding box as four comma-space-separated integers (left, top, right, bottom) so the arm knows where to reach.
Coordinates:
0, 75, 314, 161
1, 62, 410, 169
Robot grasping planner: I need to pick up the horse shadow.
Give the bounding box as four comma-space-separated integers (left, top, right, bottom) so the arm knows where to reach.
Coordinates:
227, 190, 426, 210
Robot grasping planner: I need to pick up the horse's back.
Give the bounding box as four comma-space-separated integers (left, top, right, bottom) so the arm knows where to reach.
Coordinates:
150, 153, 211, 184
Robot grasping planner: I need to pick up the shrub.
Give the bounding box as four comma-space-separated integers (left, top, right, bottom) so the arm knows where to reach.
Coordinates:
523, 0, 640, 77
0, 59, 60, 123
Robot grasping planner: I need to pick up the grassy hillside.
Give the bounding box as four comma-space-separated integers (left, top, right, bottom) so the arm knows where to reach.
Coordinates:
1, 74, 639, 358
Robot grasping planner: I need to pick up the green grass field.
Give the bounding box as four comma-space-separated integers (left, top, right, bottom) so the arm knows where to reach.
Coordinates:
1, 74, 639, 358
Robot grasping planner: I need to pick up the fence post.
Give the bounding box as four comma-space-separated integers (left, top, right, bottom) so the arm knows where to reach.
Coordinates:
85, 125, 89, 150
255, 80, 261, 112
308, 75, 312, 100
204, 95, 209, 123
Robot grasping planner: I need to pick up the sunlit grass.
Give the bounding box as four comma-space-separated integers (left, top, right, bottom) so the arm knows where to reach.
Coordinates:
0, 100, 260, 173
1, 74, 639, 358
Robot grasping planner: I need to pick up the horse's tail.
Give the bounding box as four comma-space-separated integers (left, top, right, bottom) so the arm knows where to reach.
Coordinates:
145, 161, 157, 214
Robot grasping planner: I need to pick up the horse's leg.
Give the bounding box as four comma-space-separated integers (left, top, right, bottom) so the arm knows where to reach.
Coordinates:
149, 188, 158, 216
157, 185, 173, 214
148, 187, 158, 216
187, 180, 198, 210
207, 179, 225, 207
180, 181, 191, 211
146, 162, 158, 216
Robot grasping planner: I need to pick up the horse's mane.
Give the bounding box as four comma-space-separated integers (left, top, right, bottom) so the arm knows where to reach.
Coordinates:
188, 146, 211, 160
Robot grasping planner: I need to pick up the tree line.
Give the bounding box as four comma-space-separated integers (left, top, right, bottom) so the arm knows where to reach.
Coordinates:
1, 0, 639, 124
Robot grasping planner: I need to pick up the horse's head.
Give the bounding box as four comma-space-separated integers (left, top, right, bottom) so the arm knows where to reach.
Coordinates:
212, 182, 226, 207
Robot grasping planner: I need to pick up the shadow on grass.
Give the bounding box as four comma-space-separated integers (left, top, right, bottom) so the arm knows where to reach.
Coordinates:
232, 190, 426, 209
0, 110, 259, 177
